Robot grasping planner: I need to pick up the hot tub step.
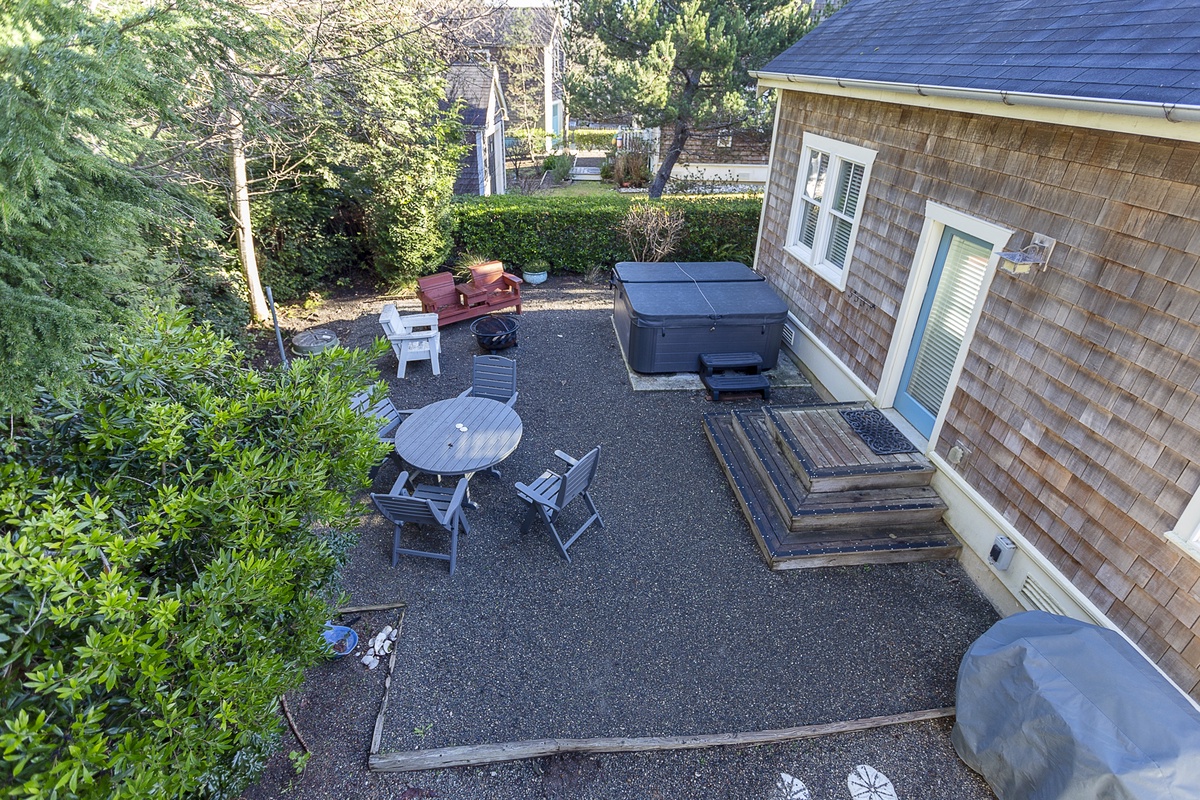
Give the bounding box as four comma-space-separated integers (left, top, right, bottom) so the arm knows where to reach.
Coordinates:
703, 372, 771, 401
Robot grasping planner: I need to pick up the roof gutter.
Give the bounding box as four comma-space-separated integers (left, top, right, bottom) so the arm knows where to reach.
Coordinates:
750, 69, 1200, 128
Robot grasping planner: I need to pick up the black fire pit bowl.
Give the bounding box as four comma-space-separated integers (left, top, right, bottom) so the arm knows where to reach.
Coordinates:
470, 314, 519, 353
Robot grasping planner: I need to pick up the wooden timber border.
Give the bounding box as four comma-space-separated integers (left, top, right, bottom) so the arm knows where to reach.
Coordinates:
368, 706, 955, 772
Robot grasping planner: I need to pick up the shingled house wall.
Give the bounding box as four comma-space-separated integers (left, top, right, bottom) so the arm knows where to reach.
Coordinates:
757, 89, 1200, 695
659, 129, 771, 167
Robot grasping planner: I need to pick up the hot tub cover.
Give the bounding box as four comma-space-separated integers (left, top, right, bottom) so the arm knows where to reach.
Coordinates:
612, 261, 763, 283
621, 280, 786, 326
952, 610, 1200, 800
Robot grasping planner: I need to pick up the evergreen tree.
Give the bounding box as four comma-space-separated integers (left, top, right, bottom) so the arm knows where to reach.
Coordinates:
568, 0, 818, 198
0, 0, 267, 413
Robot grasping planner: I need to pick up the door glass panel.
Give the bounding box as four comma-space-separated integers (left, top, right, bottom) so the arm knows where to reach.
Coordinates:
896, 229, 991, 437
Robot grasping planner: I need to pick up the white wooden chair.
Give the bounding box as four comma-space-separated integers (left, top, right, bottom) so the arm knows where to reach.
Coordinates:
380, 304, 440, 378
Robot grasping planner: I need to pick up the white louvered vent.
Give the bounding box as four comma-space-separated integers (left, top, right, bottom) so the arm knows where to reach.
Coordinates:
1020, 576, 1066, 616
781, 323, 797, 348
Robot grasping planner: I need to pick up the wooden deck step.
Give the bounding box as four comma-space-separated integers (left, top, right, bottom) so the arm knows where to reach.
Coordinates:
765, 404, 935, 493
731, 410, 945, 531
704, 413, 961, 570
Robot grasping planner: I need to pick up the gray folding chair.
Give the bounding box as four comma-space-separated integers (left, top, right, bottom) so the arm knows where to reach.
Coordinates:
351, 390, 414, 479
371, 471, 470, 575
515, 446, 604, 562
458, 354, 518, 407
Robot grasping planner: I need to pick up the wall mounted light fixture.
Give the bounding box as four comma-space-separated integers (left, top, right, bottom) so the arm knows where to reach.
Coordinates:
998, 233, 1056, 274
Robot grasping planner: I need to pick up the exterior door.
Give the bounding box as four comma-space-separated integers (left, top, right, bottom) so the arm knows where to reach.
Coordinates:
895, 227, 992, 438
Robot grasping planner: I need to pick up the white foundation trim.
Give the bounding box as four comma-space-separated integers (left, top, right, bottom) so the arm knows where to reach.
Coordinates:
786, 312, 875, 403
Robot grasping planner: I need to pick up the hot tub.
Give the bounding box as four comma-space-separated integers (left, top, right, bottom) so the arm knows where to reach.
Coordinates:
612, 261, 764, 284
613, 277, 787, 373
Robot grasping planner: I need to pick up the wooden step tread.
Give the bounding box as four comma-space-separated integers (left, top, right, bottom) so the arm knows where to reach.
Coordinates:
732, 410, 945, 531
704, 413, 961, 569
766, 404, 935, 492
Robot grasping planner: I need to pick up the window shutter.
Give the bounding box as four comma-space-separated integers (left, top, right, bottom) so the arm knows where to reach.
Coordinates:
906, 236, 991, 415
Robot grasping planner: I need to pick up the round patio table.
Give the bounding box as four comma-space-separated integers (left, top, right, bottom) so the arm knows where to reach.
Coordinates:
394, 397, 522, 495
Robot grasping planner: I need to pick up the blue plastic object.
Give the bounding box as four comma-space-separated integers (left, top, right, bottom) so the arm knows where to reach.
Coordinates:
322, 623, 358, 658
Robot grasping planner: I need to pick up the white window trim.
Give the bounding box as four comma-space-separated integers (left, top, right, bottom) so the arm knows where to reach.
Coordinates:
877, 201, 1012, 448
1166, 491, 1200, 561
784, 133, 877, 291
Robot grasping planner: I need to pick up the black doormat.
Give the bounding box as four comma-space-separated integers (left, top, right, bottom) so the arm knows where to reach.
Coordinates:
839, 409, 918, 455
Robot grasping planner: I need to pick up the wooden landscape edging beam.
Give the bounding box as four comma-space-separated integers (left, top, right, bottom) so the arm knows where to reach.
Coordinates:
368, 706, 955, 772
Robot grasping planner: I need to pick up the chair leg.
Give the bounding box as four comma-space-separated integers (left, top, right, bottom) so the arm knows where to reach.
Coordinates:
447, 518, 458, 576
519, 502, 539, 535
391, 522, 402, 567
547, 516, 572, 563
584, 491, 606, 529
430, 346, 440, 376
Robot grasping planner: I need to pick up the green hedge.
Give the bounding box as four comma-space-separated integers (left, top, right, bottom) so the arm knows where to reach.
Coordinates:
569, 130, 616, 149
450, 194, 762, 274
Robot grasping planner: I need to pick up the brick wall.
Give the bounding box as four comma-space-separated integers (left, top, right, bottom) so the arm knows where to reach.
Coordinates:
758, 90, 1200, 695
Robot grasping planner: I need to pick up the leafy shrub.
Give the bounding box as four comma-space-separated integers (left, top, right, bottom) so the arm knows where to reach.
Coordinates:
0, 313, 389, 799
252, 183, 366, 303
451, 195, 761, 271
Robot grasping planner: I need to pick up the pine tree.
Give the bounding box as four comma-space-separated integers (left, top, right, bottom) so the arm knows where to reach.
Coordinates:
568, 0, 818, 198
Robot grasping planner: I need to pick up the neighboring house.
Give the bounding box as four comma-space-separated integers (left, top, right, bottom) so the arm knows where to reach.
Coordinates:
467, 3, 566, 153
651, 126, 772, 185
445, 62, 507, 196
752, 0, 1200, 697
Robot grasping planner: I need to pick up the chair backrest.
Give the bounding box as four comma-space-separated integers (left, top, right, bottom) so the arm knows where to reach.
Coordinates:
417, 273, 459, 309
556, 446, 601, 510
379, 303, 402, 337
351, 391, 402, 439
398, 312, 439, 338
469, 261, 507, 291
469, 355, 516, 403
372, 492, 441, 527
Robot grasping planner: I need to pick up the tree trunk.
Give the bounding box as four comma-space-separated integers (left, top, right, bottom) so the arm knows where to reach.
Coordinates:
229, 110, 269, 323
648, 118, 689, 199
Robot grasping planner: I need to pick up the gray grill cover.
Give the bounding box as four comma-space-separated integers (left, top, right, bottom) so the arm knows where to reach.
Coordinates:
952, 610, 1200, 800
612, 261, 763, 283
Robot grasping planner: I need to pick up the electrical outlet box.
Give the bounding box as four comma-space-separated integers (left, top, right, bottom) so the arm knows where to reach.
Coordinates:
989, 535, 1017, 570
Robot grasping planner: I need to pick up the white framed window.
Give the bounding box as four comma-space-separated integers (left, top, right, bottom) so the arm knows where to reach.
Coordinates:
785, 133, 876, 290
716, 132, 732, 148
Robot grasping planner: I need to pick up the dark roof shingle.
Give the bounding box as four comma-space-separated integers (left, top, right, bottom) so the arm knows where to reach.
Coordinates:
761, 0, 1200, 107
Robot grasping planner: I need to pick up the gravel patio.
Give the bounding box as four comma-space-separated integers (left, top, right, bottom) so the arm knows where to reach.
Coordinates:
242, 275, 999, 800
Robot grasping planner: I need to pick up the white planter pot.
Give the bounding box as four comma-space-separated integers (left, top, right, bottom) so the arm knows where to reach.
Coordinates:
523, 271, 548, 285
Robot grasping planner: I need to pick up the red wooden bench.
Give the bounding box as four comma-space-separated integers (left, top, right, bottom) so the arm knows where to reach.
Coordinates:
416, 263, 523, 326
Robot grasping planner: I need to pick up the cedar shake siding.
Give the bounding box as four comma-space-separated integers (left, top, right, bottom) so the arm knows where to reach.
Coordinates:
659, 130, 771, 167
757, 89, 1200, 694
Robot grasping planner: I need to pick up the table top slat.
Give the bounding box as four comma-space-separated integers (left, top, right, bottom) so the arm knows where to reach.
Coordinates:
395, 397, 523, 475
